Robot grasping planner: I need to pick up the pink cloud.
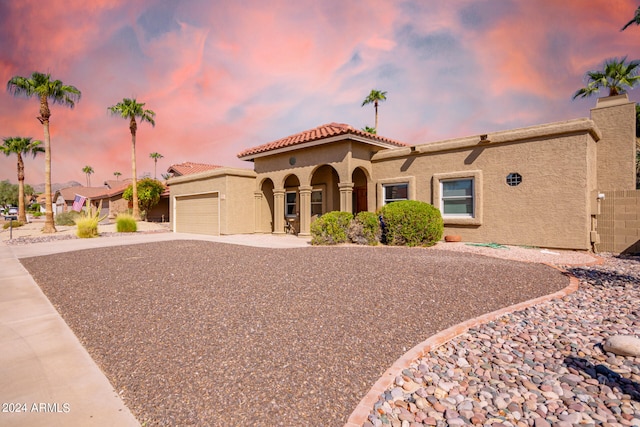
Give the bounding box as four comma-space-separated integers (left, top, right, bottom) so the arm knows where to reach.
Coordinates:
1, 0, 639, 186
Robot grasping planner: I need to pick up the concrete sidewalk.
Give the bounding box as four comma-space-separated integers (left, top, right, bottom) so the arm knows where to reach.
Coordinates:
0, 231, 310, 426
0, 241, 140, 427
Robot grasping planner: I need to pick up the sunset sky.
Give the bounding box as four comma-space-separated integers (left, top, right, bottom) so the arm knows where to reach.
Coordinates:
0, 0, 638, 186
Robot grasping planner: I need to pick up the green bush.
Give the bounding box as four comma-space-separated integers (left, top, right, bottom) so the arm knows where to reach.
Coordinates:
348, 211, 380, 245
31, 211, 43, 217
310, 211, 353, 245
75, 217, 99, 238
378, 200, 444, 247
55, 211, 81, 226
3, 220, 24, 229
116, 214, 137, 232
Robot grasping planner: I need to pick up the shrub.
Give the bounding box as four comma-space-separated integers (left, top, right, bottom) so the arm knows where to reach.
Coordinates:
310, 211, 353, 245
3, 220, 24, 229
75, 217, 99, 238
31, 211, 43, 217
116, 214, 137, 232
55, 211, 81, 226
73, 200, 107, 238
348, 211, 381, 245
378, 200, 444, 247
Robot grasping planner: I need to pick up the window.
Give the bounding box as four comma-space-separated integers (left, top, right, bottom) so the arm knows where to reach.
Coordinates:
383, 183, 408, 204
506, 173, 522, 186
441, 179, 474, 217
311, 190, 323, 216
285, 191, 297, 217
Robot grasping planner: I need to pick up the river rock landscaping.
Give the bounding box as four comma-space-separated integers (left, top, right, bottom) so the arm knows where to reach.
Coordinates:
365, 254, 640, 427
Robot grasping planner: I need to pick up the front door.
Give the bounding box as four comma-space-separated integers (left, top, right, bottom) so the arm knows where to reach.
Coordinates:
355, 187, 367, 214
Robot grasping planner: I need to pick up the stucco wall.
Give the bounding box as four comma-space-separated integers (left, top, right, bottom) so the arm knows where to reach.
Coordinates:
372, 121, 599, 249
168, 168, 256, 235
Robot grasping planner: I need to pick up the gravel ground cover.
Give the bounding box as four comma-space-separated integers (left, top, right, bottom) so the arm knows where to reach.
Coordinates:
18, 240, 569, 426
366, 254, 640, 427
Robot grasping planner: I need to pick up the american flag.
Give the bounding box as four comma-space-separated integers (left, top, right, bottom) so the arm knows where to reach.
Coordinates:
72, 194, 86, 212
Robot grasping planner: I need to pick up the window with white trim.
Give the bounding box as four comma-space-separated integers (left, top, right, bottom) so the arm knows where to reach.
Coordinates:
441, 178, 474, 217
311, 190, 323, 216
383, 183, 408, 204
285, 191, 297, 217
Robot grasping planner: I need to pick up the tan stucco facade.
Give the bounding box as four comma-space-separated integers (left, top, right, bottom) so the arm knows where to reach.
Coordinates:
168, 95, 637, 250
168, 168, 256, 235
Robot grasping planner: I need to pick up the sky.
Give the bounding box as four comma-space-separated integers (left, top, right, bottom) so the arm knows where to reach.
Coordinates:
0, 0, 638, 187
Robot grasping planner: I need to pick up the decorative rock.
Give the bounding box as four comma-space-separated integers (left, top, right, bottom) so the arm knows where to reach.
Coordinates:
364, 255, 640, 427
603, 335, 640, 357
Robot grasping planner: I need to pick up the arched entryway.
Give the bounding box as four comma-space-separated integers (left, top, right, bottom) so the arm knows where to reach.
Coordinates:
257, 178, 275, 232
282, 174, 301, 234
352, 167, 369, 214
310, 165, 340, 217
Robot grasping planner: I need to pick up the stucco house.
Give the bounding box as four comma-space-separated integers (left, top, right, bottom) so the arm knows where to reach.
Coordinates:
168, 95, 639, 253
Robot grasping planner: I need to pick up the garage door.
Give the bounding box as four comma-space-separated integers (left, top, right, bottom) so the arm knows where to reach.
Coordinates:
175, 193, 219, 235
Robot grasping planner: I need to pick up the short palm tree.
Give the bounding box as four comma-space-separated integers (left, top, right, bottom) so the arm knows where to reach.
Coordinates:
114, 171, 122, 181
82, 165, 94, 187
108, 98, 156, 220
7, 72, 81, 233
149, 152, 164, 179
0, 137, 44, 223
572, 57, 640, 99
622, 6, 640, 31
361, 89, 387, 132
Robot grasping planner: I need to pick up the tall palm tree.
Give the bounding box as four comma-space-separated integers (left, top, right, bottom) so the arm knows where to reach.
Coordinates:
149, 152, 163, 179
0, 137, 43, 223
361, 89, 387, 132
572, 57, 640, 99
108, 98, 156, 220
622, 6, 640, 31
82, 165, 94, 187
114, 171, 122, 181
7, 72, 81, 233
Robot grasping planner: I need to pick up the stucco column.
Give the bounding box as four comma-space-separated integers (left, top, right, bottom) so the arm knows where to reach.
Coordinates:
273, 189, 285, 234
254, 191, 263, 233
339, 182, 354, 213
298, 185, 312, 236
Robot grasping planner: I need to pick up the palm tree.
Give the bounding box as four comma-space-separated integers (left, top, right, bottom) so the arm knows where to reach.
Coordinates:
82, 165, 94, 187
7, 72, 81, 233
0, 137, 44, 223
572, 57, 640, 99
149, 152, 164, 179
114, 171, 122, 181
362, 126, 377, 134
108, 98, 156, 220
361, 89, 387, 132
622, 6, 640, 31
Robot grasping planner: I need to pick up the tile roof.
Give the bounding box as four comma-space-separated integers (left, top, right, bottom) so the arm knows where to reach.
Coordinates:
167, 162, 223, 176
237, 122, 408, 159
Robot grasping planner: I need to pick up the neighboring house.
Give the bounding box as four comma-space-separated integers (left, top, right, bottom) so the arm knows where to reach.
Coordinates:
35, 191, 64, 215
168, 95, 639, 252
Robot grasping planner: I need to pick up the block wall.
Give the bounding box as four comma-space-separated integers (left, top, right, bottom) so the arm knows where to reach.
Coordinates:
597, 190, 640, 254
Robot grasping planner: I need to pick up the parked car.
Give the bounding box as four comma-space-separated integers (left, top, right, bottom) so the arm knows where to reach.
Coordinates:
3, 207, 18, 221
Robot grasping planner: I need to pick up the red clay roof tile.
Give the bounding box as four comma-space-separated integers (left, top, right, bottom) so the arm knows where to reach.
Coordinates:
237, 122, 407, 158
167, 162, 223, 176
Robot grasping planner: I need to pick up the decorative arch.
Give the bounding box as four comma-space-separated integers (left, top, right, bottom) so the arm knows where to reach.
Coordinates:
310, 165, 341, 215
352, 166, 371, 214
257, 178, 275, 232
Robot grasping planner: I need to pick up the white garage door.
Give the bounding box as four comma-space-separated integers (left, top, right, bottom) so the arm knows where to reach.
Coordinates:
175, 193, 219, 235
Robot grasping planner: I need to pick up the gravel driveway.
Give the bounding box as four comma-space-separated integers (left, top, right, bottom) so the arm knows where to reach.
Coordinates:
20, 240, 569, 426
